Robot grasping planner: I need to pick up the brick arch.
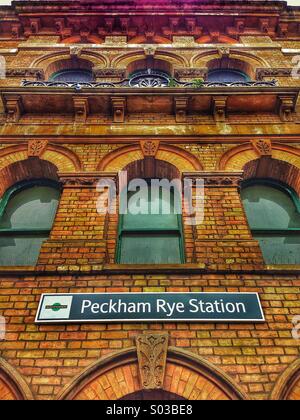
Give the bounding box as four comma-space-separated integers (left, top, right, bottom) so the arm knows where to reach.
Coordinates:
31, 51, 108, 79
97, 144, 203, 172
0, 143, 82, 172
243, 157, 300, 196
0, 158, 59, 197
270, 359, 300, 400
57, 348, 249, 401
128, 35, 171, 45
191, 50, 267, 78
218, 143, 300, 171
0, 358, 34, 400
111, 50, 188, 71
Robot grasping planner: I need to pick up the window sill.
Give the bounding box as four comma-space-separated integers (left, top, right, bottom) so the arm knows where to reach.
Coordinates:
102, 264, 206, 274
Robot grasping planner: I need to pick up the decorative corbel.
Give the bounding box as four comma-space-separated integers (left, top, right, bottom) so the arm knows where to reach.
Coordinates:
28, 140, 48, 157
174, 97, 189, 123
29, 18, 41, 34
73, 97, 89, 123
212, 96, 227, 122
278, 95, 295, 122
136, 334, 169, 390
251, 139, 272, 156
259, 18, 270, 33
11, 24, 22, 39
55, 18, 65, 33
140, 140, 160, 157
278, 23, 289, 38
6, 96, 23, 123
185, 18, 196, 33
111, 97, 126, 123
235, 18, 245, 33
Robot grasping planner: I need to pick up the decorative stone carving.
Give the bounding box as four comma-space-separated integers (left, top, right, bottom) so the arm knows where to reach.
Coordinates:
111, 97, 126, 123
183, 172, 244, 188
256, 68, 292, 81
212, 96, 227, 122
28, 140, 48, 157
174, 97, 188, 123
136, 334, 169, 390
6, 68, 44, 80
94, 68, 126, 80
11, 23, 22, 39
6, 95, 23, 123
278, 95, 295, 122
70, 46, 82, 57
73, 97, 89, 123
59, 172, 117, 187
140, 140, 160, 157
251, 139, 272, 156
218, 47, 230, 58
144, 46, 156, 57
174, 68, 207, 80
29, 18, 41, 34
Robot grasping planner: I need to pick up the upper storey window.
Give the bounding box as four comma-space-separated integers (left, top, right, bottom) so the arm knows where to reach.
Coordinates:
50, 69, 94, 83
241, 180, 300, 265
128, 69, 170, 88
207, 69, 249, 83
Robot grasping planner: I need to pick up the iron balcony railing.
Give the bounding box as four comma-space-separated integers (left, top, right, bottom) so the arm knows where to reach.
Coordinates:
21, 79, 277, 90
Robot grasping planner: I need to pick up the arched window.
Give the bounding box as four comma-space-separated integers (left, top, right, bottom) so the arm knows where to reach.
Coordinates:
116, 159, 185, 264
50, 69, 94, 83
207, 69, 249, 83
128, 69, 170, 88
241, 180, 300, 265
0, 180, 60, 266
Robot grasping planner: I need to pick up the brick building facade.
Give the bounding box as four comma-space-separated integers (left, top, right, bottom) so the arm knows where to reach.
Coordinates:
0, 0, 299, 400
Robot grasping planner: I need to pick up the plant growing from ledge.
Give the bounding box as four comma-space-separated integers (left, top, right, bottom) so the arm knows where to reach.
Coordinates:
168, 78, 178, 88
192, 78, 204, 88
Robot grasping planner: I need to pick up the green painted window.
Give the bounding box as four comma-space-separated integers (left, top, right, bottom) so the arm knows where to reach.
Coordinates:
241, 180, 300, 265
117, 185, 185, 264
0, 181, 60, 266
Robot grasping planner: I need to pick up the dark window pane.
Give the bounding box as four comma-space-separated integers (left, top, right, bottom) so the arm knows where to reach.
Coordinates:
254, 234, 300, 265
241, 185, 300, 230
207, 69, 249, 83
119, 234, 182, 264
0, 186, 60, 230
0, 235, 48, 266
122, 188, 181, 230
50, 69, 93, 83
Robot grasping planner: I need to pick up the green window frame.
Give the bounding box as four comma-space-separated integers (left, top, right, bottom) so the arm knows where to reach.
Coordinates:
0, 179, 61, 266
241, 178, 300, 265
116, 184, 185, 264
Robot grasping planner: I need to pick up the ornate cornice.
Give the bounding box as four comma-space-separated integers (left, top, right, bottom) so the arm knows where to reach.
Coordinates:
256, 68, 292, 81
59, 172, 118, 187
6, 68, 44, 80
182, 171, 244, 187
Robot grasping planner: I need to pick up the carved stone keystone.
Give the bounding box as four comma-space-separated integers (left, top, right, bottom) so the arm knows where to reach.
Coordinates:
251, 139, 272, 156
136, 334, 169, 390
28, 140, 48, 157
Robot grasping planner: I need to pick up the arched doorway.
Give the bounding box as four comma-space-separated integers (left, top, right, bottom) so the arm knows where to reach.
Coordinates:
58, 347, 249, 400
120, 390, 186, 400
271, 359, 300, 400
0, 358, 34, 400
